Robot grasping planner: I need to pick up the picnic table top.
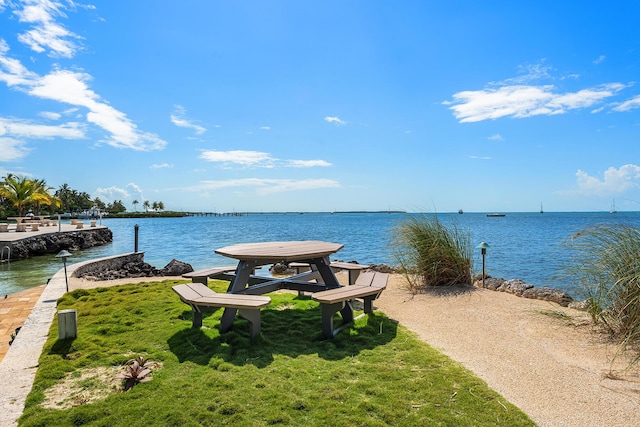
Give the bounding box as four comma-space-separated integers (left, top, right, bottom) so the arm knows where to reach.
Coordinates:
215, 240, 344, 262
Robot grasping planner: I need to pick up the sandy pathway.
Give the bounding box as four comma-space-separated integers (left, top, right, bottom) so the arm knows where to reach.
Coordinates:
374, 275, 640, 427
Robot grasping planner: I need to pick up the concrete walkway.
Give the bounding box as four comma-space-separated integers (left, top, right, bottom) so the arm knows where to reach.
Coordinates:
0, 254, 129, 427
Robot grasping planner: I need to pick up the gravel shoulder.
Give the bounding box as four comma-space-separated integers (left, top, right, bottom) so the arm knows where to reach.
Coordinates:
374, 274, 640, 427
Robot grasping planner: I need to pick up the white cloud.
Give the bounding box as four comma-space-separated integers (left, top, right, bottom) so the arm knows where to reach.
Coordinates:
127, 182, 145, 201
170, 105, 206, 135
0, 39, 39, 86
200, 150, 274, 166
0, 25, 166, 151
613, 95, 640, 112
287, 159, 332, 168
39, 111, 61, 120
487, 133, 503, 141
0, 137, 30, 161
26, 69, 167, 150
325, 116, 346, 125
569, 164, 640, 196
469, 155, 491, 160
200, 149, 332, 169
0, 116, 84, 139
260, 126, 271, 131
593, 55, 606, 65
14, 0, 82, 58
447, 83, 625, 123
187, 178, 341, 195
150, 163, 173, 169
93, 185, 130, 201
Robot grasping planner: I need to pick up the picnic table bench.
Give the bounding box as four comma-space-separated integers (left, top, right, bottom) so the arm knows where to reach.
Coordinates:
182, 266, 238, 285
312, 271, 389, 338
172, 282, 271, 337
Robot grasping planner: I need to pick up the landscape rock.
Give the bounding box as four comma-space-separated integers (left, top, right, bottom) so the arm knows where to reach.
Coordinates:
498, 279, 534, 296
522, 287, 574, 306
159, 259, 193, 276
270, 262, 290, 274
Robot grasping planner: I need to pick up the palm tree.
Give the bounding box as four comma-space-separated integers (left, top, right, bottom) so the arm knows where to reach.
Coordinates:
0, 174, 52, 216
142, 200, 150, 212
132, 199, 139, 212
31, 178, 60, 214
157, 201, 164, 211
152, 201, 159, 212
55, 183, 73, 212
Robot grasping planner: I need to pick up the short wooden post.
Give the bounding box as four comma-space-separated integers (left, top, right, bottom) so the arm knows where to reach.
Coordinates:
58, 309, 77, 339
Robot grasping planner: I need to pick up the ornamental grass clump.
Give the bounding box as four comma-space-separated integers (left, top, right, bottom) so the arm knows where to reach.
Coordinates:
392, 214, 473, 292
565, 223, 640, 359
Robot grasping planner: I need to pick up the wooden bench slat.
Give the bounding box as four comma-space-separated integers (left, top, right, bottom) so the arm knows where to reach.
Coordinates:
182, 266, 237, 278
354, 271, 389, 288
311, 285, 382, 304
196, 294, 270, 309
173, 283, 212, 301
330, 261, 370, 270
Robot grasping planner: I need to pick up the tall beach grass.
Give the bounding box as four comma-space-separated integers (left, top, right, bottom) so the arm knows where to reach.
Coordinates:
565, 223, 640, 361
391, 214, 473, 292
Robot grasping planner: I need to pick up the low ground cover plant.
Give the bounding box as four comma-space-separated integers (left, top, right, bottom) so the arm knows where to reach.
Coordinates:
392, 214, 473, 292
20, 280, 533, 426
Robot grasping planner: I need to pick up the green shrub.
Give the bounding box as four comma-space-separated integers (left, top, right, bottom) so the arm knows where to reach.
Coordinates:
565, 223, 640, 360
392, 214, 473, 292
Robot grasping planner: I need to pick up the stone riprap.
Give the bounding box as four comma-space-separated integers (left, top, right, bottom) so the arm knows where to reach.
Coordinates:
1, 228, 113, 260
474, 276, 574, 306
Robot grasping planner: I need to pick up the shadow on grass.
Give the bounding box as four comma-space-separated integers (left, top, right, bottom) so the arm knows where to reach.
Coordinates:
48, 337, 76, 358
167, 302, 398, 368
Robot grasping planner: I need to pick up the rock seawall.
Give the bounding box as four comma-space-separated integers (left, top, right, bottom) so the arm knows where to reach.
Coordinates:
3, 228, 113, 260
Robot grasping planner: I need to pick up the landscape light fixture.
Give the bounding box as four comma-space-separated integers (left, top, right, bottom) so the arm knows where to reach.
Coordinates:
56, 250, 73, 292
476, 242, 490, 287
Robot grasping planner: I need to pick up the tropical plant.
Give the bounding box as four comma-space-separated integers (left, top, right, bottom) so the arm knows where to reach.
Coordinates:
115, 356, 154, 391
142, 200, 150, 212
0, 174, 58, 216
564, 223, 640, 359
132, 199, 139, 211
392, 214, 473, 292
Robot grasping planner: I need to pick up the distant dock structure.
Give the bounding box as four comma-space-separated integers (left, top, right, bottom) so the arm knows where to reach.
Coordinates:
184, 212, 244, 217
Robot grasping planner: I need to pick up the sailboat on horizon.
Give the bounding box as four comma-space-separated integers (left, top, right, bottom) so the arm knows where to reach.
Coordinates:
540, 202, 543, 214
610, 199, 617, 214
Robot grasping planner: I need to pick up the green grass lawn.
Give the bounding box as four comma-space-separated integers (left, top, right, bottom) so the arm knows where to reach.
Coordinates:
19, 280, 535, 426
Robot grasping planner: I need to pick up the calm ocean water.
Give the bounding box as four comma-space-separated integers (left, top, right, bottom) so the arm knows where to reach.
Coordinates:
2, 211, 640, 296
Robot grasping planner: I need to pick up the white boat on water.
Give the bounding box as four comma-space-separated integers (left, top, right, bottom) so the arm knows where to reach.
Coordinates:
610, 199, 617, 214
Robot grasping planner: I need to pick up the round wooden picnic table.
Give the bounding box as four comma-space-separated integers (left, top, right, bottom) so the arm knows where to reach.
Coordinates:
215, 240, 344, 262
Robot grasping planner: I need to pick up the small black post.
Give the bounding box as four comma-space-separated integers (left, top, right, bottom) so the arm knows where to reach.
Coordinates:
134, 224, 139, 253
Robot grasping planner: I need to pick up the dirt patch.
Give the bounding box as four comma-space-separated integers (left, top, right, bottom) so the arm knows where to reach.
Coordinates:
42, 361, 163, 409
42, 366, 123, 409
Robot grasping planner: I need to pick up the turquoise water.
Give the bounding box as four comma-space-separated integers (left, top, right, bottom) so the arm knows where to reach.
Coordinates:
2, 211, 639, 296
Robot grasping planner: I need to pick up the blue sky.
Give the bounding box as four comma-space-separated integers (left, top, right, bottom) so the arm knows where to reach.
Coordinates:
1, 0, 640, 213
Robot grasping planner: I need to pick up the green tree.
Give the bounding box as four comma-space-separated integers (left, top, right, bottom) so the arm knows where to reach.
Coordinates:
107, 200, 126, 214
157, 201, 165, 211
142, 200, 150, 212
94, 198, 106, 210
132, 199, 139, 211
0, 174, 53, 216
55, 183, 73, 212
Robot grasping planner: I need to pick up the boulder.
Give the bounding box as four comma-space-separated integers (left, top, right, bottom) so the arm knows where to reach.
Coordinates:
160, 259, 194, 276
522, 287, 574, 306
498, 279, 534, 296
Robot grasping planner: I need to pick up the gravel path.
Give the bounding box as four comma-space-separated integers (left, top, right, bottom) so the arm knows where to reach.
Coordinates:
374, 275, 640, 427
